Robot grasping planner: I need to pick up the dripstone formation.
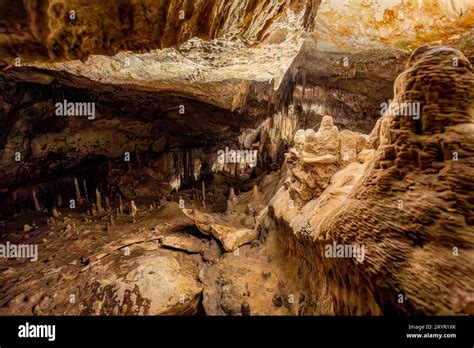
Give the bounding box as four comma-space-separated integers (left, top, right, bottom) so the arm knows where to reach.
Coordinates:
0, 1, 472, 316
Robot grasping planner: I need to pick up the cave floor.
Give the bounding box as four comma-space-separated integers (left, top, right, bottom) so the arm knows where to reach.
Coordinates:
0, 198, 299, 315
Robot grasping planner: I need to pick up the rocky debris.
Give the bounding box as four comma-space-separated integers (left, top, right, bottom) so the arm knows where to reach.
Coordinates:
182, 209, 257, 251
202, 239, 223, 263
208, 224, 257, 253
181, 209, 214, 236
159, 233, 206, 254
200, 231, 302, 315
159, 233, 222, 263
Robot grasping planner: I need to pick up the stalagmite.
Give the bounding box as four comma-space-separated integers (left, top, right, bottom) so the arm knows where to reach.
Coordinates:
91, 204, 97, 216
71, 222, 78, 240
64, 222, 73, 235
56, 193, 62, 207
131, 200, 138, 223
96, 189, 104, 214
74, 177, 82, 200
227, 188, 237, 213
252, 185, 260, 200
32, 190, 41, 211
135, 144, 141, 168
252, 185, 262, 208
52, 207, 60, 218
83, 179, 89, 200
119, 195, 124, 215
202, 181, 206, 208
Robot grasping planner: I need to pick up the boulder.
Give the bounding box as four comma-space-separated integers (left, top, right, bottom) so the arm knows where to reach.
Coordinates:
181, 209, 214, 235
182, 208, 258, 251
210, 225, 257, 252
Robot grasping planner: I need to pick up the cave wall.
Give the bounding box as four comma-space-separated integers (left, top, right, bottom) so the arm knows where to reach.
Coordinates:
268, 46, 474, 315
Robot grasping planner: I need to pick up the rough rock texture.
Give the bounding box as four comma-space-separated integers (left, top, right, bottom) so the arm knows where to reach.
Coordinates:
0, 0, 320, 66
268, 45, 474, 315
79, 250, 203, 315
183, 208, 257, 251
0, 0, 473, 318
0, 203, 207, 315
315, 0, 474, 52
199, 236, 300, 316
286, 115, 371, 206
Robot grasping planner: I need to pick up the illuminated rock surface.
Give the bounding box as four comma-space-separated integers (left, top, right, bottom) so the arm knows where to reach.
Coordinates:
0, 1, 473, 315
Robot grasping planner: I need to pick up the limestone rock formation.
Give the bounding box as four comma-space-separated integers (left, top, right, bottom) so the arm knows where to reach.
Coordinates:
0, 0, 473, 319
80, 251, 204, 315
285, 115, 371, 206
268, 45, 474, 315
183, 208, 257, 251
